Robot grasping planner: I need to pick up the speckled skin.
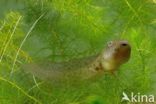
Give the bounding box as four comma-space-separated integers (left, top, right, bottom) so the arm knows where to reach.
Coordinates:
23, 40, 131, 81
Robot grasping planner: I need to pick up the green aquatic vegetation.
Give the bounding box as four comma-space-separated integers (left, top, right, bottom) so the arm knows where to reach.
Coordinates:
0, 0, 156, 104
0, 12, 24, 69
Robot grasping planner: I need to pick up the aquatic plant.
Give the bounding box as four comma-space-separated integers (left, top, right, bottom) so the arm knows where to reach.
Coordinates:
0, 0, 156, 104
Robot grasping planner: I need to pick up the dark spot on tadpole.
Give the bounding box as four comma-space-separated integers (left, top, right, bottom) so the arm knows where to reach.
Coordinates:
95, 63, 103, 71
95, 67, 100, 71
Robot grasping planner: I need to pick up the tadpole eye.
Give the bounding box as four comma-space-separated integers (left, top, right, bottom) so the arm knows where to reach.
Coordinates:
107, 41, 113, 47
120, 41, 129, 47
121, 43, 127, 46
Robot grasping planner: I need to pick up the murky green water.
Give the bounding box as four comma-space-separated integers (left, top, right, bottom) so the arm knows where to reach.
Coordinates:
0, 0, 156, 104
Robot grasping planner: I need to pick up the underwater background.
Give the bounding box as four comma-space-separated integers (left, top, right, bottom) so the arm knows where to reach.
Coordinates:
0, 0, 156, 104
